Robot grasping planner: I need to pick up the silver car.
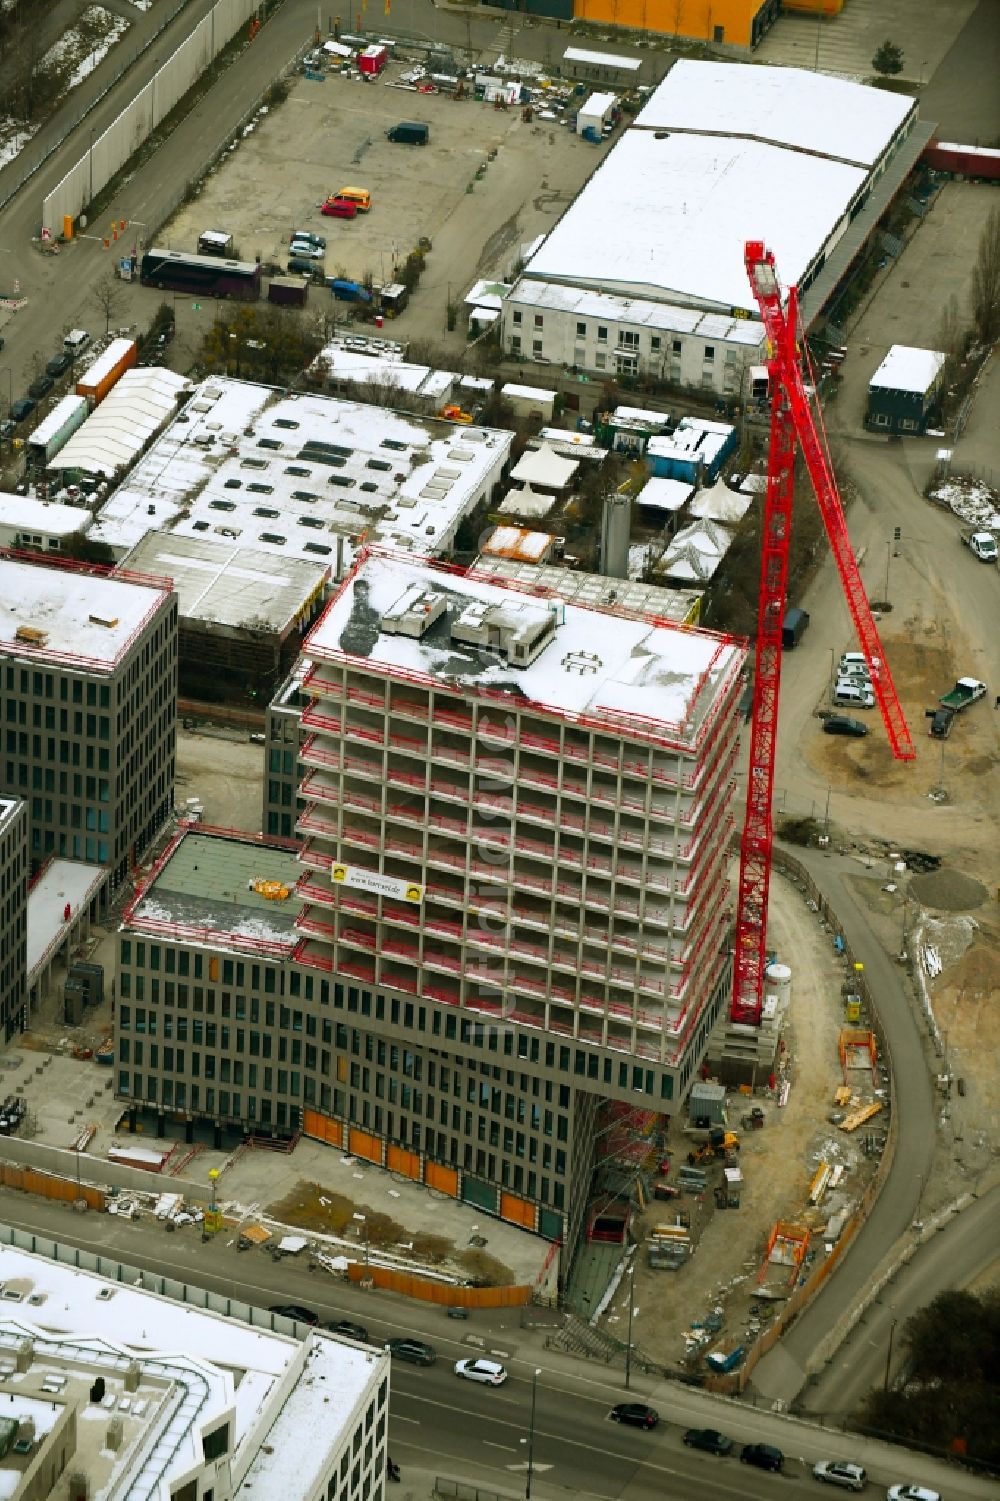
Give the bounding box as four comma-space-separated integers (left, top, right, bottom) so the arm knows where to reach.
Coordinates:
288, 239, 325, 261
813, 1461, 867, 1491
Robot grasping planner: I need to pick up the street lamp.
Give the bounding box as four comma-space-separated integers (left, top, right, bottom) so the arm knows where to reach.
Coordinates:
623, 1251, 637, 1390
524, 1366, 541, 1501
884, 1315, 898, 1391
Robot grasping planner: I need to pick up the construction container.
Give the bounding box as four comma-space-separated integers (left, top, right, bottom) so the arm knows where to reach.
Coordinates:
268, 277, 309, 307
358, 43, 389, 76
26, 394, 88, 470
76, 338, 137, 407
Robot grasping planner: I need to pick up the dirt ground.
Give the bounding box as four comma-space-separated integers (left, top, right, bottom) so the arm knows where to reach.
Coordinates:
175, 725, 266, 834
611, 867, 881, 1371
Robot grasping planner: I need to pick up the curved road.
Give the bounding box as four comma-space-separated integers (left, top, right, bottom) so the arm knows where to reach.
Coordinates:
749, 844, 937, 1407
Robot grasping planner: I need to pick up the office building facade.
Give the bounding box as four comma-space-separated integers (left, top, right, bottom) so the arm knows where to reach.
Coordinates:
0, 797, 27, 1040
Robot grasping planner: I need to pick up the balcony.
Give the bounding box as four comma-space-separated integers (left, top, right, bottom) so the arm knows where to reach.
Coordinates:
300, 704, 344, 736
296, 806, 339, 842
300, 769, 341, 808
302, 664, 342, 698
299, 734, 341, 773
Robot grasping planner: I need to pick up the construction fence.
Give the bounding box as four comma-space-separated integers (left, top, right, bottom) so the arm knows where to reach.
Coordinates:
345, 1263, 531, 1308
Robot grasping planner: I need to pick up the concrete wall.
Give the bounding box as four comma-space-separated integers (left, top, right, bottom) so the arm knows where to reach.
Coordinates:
43, 0, 260, 231
0, 1133, 209, 1203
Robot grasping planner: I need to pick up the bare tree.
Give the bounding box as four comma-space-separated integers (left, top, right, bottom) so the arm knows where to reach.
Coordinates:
935, 292, 964, 358
970, 205, 1000, 346
91, 275, 126, 338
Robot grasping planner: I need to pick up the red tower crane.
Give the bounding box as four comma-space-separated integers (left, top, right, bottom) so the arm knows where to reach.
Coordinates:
730, 241, 916, 1028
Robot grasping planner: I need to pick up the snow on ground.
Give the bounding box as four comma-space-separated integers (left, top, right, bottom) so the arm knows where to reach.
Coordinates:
42, 8, 131, 91
929, 475, 1000, 532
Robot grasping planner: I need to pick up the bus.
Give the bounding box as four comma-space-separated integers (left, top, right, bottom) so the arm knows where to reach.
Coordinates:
139, 247, 261, 301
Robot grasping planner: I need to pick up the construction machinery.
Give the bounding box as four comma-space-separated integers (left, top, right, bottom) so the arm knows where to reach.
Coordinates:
731, 242, 916, 1029
687, 1127, 740, 1166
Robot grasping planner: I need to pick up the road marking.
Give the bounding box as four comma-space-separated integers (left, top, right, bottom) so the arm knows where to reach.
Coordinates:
482, 1441, 516, 1452
390, 1415, 420, 1425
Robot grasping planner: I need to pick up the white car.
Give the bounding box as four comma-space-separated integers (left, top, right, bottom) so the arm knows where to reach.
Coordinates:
813, 1461, 867, 1491
886, 1488, 940, 1501
288, 240, 325, 261
840, 652, 881, 678
454, 1358, 507, 1386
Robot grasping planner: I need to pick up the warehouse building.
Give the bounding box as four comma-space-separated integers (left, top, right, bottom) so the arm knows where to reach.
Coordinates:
865, 345, 946, 436
0, 798, 27, 1041
503, 61, 928, 391
0, 1238, 391, 1501
90, 379, 513, 569
0, 554, 177, 890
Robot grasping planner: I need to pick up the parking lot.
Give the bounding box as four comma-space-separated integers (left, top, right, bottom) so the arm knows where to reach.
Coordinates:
158, 60, 617, 346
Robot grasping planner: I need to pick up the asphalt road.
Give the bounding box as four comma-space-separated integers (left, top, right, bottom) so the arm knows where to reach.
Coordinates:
1, 1188, 994, 1501
801, 1182, 1000, 1420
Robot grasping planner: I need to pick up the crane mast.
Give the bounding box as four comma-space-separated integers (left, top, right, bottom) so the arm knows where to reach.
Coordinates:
731, 241, 916, 1028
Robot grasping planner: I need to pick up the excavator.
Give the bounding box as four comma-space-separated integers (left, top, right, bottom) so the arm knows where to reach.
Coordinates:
687, 1127, 740, 1166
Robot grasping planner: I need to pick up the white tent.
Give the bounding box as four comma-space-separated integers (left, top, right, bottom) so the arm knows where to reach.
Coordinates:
509, 442, 578, 492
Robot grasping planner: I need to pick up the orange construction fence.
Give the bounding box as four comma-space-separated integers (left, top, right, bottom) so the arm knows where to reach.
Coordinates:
0, 1161, 105, 1210
345, 1262, 531, 1306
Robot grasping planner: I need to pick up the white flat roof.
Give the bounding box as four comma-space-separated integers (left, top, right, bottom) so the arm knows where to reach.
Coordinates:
636, 476, 694, 512
524, 130, 867, 316
25, 394, 88, 452
635, 60, 915, 168
50, 367, 189, 477
307, 550, 743, 750
869, 344, 945, 394
91, 379, 511, 567
77, 337, 135, 391
27, 859, 106, 978
0, 558, 168, 672
581, 91, 616, 115
0, 493, 89, 535
563, 46, 641, 71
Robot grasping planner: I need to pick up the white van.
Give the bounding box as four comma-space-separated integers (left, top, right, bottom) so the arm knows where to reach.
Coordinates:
63, 329, 91, 357
833, 680, 875, 710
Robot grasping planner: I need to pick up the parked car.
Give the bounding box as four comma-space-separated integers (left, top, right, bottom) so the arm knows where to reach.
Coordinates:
741, 1443, 784, 1472
683, 1428, 733, 1455
885, 1489, 940, 1501
289, 230, 326, 250
288, 239, 325, 260
326, 1319, 369, 1342
813, 1461, 867, 1491
840, 652, 881, 678
927, 707, 955, 739
385, 1338, 436, 1366
45, 350, 74, 377
823, 715, 869, 738
446, 1306, 469, 1319
322, 197, 358, 219
454, 1358, 507, 1386
9, 397, 36, 423
268, 1304, 319, 1325
28, 373, 54, 399
609, 1403, 659, 1430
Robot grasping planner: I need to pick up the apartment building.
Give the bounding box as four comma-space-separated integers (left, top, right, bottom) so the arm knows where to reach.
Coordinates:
0, 797, 27, 1040
0, 554, 177, 889
0, 1237, 391, 1501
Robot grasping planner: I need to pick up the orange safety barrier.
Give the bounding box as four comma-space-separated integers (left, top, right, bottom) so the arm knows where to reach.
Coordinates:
0, 1161, 105, 1210
301, 1110, 343, 1148
424, 1160, 459, 1196
345, 1262, 531, 1306
348, 1128, 383, 1164
500, 1191, 537, 1230
386, 1145, 420, 1180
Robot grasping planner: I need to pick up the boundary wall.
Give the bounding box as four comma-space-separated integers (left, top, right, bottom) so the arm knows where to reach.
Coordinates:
43, 0, 260, 230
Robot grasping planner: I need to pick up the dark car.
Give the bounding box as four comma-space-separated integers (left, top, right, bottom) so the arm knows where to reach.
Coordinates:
385, 1338, 436, 1366
741, 1443, 784, 1472
446, 1305, 469, 1319
327, 1319, 369, 1342
28, 373, 55, 400
684, 1428, 733, 1455
927, 707, 954, 740
609, 1403, 659, 1430
9, 397, 36, 423
823, 714, 868, 738
269, 1303, 319, 1326
46, 350, 73, 377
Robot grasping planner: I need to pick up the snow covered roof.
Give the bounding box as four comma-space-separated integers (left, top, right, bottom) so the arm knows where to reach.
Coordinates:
580, 91, 616, 117
655, 518, 732, 582
470, 557, 703, 627
0, 492, 90, 536
523, 129, 868, 316
466, 278, 513, 309
0, 557, 169, 672
49, 367, 189, 476
76, 337, 136, 392
688, 479, 754, 526
497, 485, 558, 519
648, 416, 735, 467
511, 278, 764, 349
501, 382, 558, 403
635, 60, 915, 168
509, 442, 578, 490
120, 531, 331, 636
307, 550, 743, 751
563, 46, 640, 72
481, 526, 555, 562
25, 394, 88, 452
636, 476, 694, 513
127, 830, 305, 954
869, 344, 946, 395
90, 378, 511, 568
27, 858, 106, 979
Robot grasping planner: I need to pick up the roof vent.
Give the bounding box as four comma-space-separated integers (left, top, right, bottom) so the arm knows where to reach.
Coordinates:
382, 586, 447, 640
89, 614, 119, 629
561, 651, 602, 675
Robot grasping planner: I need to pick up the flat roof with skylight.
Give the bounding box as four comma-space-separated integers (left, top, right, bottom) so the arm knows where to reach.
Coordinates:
307, 550, 742, 751
634, 60, 915, 168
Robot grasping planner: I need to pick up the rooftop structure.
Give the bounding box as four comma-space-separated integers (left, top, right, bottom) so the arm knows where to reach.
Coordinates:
0, 494, 91, 551
869, 344, 946, 394
125, 829, 304, 959
27, 858, 107, 1002
635, 476, 695, 515
469, 556, 703, 626
0, 1238, 390, 1501
89, 379, 512, 568
0, 554, 169, 674
293, 548, 744, 1243
480, 526, 557, 563
524, 129, 868, 317
633, 59, 915, 168
49, 368, 189, 478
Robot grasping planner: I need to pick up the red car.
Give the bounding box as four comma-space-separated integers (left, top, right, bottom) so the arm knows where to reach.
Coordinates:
322, 197, 357, 219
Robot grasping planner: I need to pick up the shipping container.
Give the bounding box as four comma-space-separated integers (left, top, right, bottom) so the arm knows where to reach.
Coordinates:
358, 43, 389, 76
26, 394, 89, 468
76, 338, 138, 407
923, 140, 1000, 182
268, 277, 309, 307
